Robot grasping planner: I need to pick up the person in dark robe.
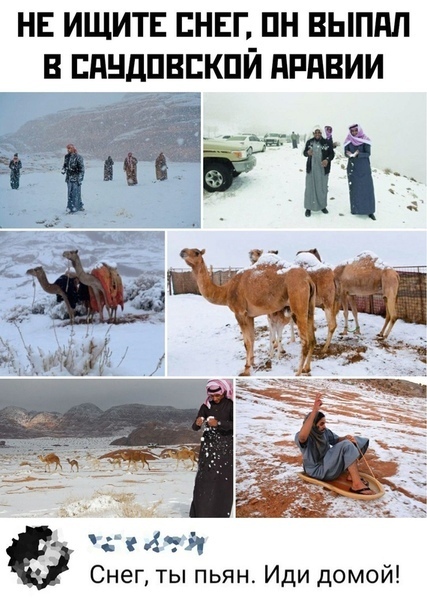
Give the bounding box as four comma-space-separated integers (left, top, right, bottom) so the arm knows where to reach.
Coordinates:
189, 379, 234, 518
343, 123, 376, 220
9, 153, 22, 189
155, 152, 168, 180
303, 126, 335, 217
295, 393, 374, 495
104, 156, 114, 181
123, 152, 138, 185
62, 144, 85, 213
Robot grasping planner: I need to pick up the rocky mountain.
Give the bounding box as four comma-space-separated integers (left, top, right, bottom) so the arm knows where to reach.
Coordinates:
0, 402, 196, 440
0, 93, 200, 163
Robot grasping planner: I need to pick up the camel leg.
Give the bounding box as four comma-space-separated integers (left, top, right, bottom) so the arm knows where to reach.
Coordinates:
235, 314, 255, 376
267, 315, 276, 358
377, 296, 398, 338
348, 295, 360, 334
340, 294, 360, 335
58, 292, 75, 324
320, 307, 337, 354
289, 285, 315, 375
289, 317, 296, 343
340, 293, 349, 335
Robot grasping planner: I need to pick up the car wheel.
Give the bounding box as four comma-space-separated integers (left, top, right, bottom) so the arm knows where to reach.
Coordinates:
262, 145, 266, 152
204, 162, 233, 192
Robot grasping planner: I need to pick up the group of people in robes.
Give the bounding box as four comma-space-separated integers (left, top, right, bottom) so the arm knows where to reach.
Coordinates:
190, 379, 234, 518
121, 151, 168, 186
303, 123, 376, 220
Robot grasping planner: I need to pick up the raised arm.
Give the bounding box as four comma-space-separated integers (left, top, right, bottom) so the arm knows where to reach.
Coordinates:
298, 393, 323, 444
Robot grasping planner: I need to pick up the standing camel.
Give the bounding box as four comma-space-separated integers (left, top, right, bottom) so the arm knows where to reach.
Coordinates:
248, 249, 296, 358
294, 249, 340, 353
27, 266, 75, 324
180, 247, 316, 376
38, 453, 62, 472
62, 250, 110, 322
333, 251, 400, 338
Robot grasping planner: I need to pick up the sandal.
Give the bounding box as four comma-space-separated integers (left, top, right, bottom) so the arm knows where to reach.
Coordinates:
350, 487, 374, 495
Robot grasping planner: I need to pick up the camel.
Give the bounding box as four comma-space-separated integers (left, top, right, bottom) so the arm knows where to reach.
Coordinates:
62, 250, 110, 322
88, 263, 124, 323
180, 248, 316, 376
66, 458, 79, 472
162, 447, 198, 470
119, 450, 155, 471
333, 251, 400, 338
26, 266, 75, 324
294, 249, 340, 353
248, 249, 295, 358
38, 453, 62, 472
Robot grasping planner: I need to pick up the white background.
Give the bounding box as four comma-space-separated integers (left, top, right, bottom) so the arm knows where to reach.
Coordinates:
0, 0, 426, 600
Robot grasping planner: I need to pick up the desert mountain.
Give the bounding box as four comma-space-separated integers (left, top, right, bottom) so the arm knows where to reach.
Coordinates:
0, 93, 200, 163
0, 402, 196, 441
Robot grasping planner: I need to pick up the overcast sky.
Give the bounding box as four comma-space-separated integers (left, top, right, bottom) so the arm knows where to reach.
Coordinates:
204, 92, 426, 183
0, 93, 126, 135
0, 379, 213, 412
167, 230, 426, 268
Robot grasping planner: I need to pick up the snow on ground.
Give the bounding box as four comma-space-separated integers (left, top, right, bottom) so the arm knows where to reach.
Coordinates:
0, 438, 196, 518
203, 144, 425, 229
0, 231, 165, 376
235, 378, 426, 518
0, 156, 200, 228
167, 295, 426, 377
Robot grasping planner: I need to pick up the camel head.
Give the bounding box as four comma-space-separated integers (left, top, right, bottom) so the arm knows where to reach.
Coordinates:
296, 248, 322, 262
248, 249, 263, 264
180, 248, 206, 269
26, 266, 44, 277
63, 250, 79, 261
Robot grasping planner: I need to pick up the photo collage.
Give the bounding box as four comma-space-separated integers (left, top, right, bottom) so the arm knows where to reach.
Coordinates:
0, 91, 425, 520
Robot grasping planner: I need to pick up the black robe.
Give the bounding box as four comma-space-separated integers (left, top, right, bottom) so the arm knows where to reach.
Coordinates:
189, 397, 233, 518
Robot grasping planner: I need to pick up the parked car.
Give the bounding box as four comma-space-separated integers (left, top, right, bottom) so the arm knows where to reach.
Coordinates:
264, 133, 283, 146
235, 134, 267, 153
203, 138, 257, 192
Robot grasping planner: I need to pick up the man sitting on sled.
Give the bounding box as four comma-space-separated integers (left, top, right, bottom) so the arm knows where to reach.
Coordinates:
295, 393, 374, 496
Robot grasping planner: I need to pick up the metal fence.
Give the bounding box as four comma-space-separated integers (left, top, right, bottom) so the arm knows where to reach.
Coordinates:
168, 265, 427, 326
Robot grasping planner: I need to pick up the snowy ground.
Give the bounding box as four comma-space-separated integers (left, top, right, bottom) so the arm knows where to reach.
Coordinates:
0, 156, 200, 229
167, 295, 426, 377
235, 378, 426, 518
203, 144, 425, 229
0, 437, 196, 518
0, 231, 165, 376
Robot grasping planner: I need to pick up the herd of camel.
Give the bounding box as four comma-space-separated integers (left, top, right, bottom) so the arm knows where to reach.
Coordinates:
36, 446, 199, 474
26, 250, 124, 324
180, 247, 401, 376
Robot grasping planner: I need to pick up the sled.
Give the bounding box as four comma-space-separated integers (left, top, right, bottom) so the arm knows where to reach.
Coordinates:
298, 471, 385, 500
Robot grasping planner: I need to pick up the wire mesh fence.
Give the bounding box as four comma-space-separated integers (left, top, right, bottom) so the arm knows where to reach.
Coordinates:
168, 265, 426, 325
